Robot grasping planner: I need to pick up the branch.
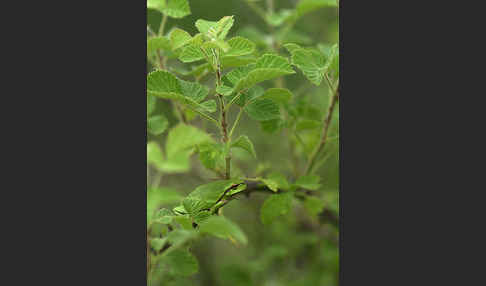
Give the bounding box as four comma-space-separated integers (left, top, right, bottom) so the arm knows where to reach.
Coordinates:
304, 80, 340, 174
220, 180, 339, 227
216, 60, 231, 179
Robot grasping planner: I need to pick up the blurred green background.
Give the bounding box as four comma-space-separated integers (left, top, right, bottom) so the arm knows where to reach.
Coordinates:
148, 1, 339, 285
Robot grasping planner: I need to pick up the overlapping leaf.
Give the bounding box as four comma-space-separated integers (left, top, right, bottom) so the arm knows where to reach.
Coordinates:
147, 0, 191, 19
182, 180, 243, 215
231, 135, 256, 158
147, 70, 215, 114
147, 124, 213, 173
262, 88, 293, 105
294, 174, 322, 190
196, 16, 234, 40
170, 28, 192, 50
148, 114, 169, 135
234, 54, 295, 93
225, 37, 256, 57
284, 43, 326, 85
163, 248, 199, 276
244, 98, 280, 121
260, 192, 293, 225
222, 54, 295, 95
290, 0, 337, 22
199, 216, 248, 245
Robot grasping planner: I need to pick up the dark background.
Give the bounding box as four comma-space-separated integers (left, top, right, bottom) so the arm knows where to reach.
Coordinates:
147, 1, 339, 285
3, 0, 482, 285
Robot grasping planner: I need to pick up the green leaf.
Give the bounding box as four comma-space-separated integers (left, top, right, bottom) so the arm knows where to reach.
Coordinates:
173, 215, 193, 230
164, 248, 199, 276
262, 88, 293, 105
323, 191, 339, 214
260, 193, 293, 225
286, 45, 326, 85
303, 196, 325, 217
295, 175, 321, 190
170, 28, 192, 50
182, 180, 242, 215
199, 216, 248, 245
244, 98, 280, 121
198, 100, 217, 113
166, 124, 213, 158
261, 179, 279, 192
216, 85, 234, 96
196, 16, 234, 40
323, 43, 339, 78
216, 54, 295, 96
266, 172, 290, 190
231, 135, 256, 158
225, 37, 256, 57
147, 70, 181, 98
147, 0, 191, 18
153, 208, 176, 224
179, 44, 205, 63
296, 119, 321, 131
195, 19, 217, 37
178, 79, 209, 103
232, 54, 295, 93
260, 119, 283, 133
157, 150, 192, 173
283, 43, 302, 55
221, 55, 257, 69
147, 70, 217, 119
148, 124, 212, 173
292, 0, 337, 22
198, 142, 223, 170
202, 39, 231, 53
150, 237, 167, 251
277, 28, 313, 45
238, 85, 265, 106
147, 141, 165, 171
147, 0, 166, 13
193, 210, 212, 224
148, 114, 169, 135
147, 187, 184, 224
165, 229, 198, 250
223, 64, 255, 86
147, 36, 171, 56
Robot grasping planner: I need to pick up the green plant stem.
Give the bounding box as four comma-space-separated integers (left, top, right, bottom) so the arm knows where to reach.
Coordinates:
221, 98, 231, 179
304, 79, 339, 175
224, 91, 243, 111
156, 50, 165, 69
216, 62, 231, 179
229, 108, 244, 139
159, 13, 168, 36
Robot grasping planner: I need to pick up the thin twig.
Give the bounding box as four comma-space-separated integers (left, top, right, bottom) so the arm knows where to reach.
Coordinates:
229, 108, 244, 139
304, 78, 339, 174
159, 13, 168, 36
215, 58, 231, 179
